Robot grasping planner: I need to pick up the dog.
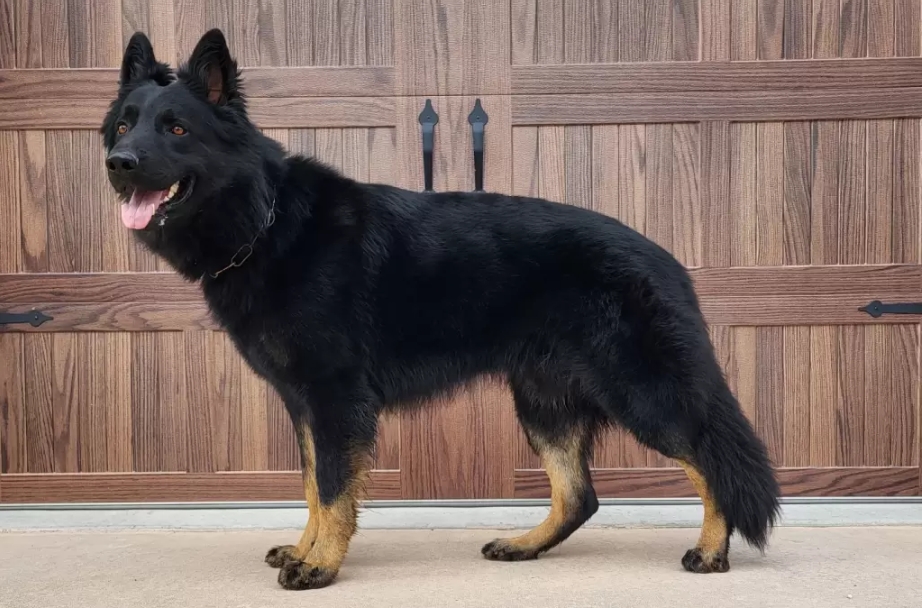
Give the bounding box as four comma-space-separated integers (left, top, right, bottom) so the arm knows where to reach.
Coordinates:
101, 28, 780, 590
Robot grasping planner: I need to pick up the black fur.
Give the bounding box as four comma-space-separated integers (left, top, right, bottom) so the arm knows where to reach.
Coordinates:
102, 29, 780, 582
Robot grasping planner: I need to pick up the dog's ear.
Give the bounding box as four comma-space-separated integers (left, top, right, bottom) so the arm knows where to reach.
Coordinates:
120, 32, 171, 86
185, 29, 242, 107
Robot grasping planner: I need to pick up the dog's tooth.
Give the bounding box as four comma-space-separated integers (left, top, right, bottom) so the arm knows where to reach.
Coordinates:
168, 182, 179, 199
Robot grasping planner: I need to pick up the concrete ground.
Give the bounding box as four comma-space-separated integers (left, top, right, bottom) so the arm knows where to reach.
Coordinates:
0, 527, 918, 608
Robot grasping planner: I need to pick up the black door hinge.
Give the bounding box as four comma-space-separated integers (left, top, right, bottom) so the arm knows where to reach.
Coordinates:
418, 99, 439, 192
859, 300, 922, 318
0, 309, 53, 327
468, 99, 489, 192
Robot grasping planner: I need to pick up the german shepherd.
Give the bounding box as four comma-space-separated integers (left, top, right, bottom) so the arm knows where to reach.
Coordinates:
101, 29, 780, 590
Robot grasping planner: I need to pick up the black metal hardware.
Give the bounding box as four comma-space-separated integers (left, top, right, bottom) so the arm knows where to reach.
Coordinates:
418, 99, 439, 191
859, 300, 922, 318
0, 309, 53, 327
467, 99, 489, 191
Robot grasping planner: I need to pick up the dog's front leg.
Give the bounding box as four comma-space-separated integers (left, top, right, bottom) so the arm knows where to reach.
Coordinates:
277, 398, 376, 590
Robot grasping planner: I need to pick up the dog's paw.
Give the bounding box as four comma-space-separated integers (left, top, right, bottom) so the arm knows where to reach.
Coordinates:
278, 560, 338, 590
681, 547, 730, 573
265, 545, 300, 568
481, 539, 541, 562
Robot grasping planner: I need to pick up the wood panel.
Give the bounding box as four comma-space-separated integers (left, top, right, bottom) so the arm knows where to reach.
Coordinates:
514, 467, 920, 498
513, 89, 922, 125
0, 471, 401, 503
731, 0, 921, 58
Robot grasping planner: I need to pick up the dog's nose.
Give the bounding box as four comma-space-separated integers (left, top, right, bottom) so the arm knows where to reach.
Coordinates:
106, 151, 139, 175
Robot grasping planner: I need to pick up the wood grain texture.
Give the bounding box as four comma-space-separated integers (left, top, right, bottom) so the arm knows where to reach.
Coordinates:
756, 327, 784, 465
700, 0, 730, 60
512, 88, 922, 126
730, 122, 757, 266
510, 58, 922, 94
646, 123, 673, 256
756, 123, 784, 265
810, 121, 840, 264
892, 119, 920, 263
514, 467, 920, 498
758, 0, 784, 59
784, 0, 813, 58
0, 131, 20, 272
783, 326, 811, 467
838, 120, 868, 264
782, 122, 812, 264
672, 123, 700, 266
701, 121, 730, 266
0, 334, 24, 475
618, 124, 646, 235
0, 471, 402, 503
21, 335, 53, 473
894, 0, 921, 56
813, 0, 841, 58
731, 0, 757, 60
18, 130, 47, 272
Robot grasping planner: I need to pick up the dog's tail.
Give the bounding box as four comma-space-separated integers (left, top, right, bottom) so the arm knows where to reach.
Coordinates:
694, 385, 781, 550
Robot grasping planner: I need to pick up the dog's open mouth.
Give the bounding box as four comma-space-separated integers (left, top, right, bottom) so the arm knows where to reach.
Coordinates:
120, 177, 194, 229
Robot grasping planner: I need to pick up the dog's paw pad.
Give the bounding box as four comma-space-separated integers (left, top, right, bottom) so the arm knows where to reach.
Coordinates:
681, 547, 730, 573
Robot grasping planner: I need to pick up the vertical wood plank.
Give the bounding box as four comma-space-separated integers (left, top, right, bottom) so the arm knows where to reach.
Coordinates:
620, 0, 645, 61
66, 0, 121, 67
161, 332, 189, 471
147, 0, 177, 63
700, 0, 731, 60
837, 327, 865, 466
78, 334, 108, 473
483, 96, 513, 195
368, 127, 397, 185
867, 0, 895, 57
538, 126, 566, 204
565, 125, 592, 209
174, 0, 206, 60
19, 131, 47, 272
513, 127, 539, 197
239, 366, 268, 471
591, 125, 619, 218
0, 0, 12, 68
536, 0, 564, 63
14, 0, 42, 68
592, 428, 623, 469
892, 325, 918, 466
731, 0, 757, 60
672, 0, 699, 61
757, 327, 784, 466
256, 0, 288, 66
812, 0, 841, 58
285, 0, 313, 65
185, 331, 215, 473
0, 335, 24, 474
783, 326, 811, 467
783, 122, 812, 265
0, 132, 21, 272
894, 0, 921, 56
564, 0, 593, 64
102, 333, 132, 472
892, 119, 920, 263
267, 387, 300, 471
342, 128, 371, 182
839, 0, 868, 58
511, 0, 537, 65
131, 333, 159, 472
758, 0, 784, 59
811, 122, 840, 264
730, 122, 757, 265
646, 123, 673, 254
784, 0, 813, 58
341, 0, 368, 66
591, 0, 618, 62
314, 0, 341, 66
374, 414, 401, 470
22, 335, 54, 473
810, 326, 839, 466
315, 129, 344, 174
618, 124, 646, 235
867, 120, 894, 264
701, 121, 730, 266
672, 123, 701, 267
46, 131, 76, 272
41, 0, 70, 67
644, 0, 673, 61
52, 334, 78, 473
838, 120, 868, 264
864, 325, 890, 466
730, 327, 758, 426
757, 122, 784, 265
366, 0, 393, 66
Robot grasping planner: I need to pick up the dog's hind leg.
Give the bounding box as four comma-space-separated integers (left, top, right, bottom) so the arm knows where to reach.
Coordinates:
266, 421, 321, 568
482, 387, 599, 561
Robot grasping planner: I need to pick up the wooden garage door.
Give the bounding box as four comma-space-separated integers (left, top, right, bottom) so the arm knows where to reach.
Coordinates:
1, 0, 920, 503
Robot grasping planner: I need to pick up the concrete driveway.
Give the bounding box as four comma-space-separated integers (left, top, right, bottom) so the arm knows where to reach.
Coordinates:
0, 527, 918, 607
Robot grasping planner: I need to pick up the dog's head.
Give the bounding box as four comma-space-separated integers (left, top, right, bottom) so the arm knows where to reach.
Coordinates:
101, 29, 255, 231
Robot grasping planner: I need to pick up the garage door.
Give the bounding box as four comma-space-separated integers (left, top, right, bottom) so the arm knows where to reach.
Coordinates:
1, 0, 920, 503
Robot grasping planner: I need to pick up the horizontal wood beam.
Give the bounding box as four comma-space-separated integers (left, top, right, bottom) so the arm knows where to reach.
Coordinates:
0, 471, 401, 503
0, 97, 397, 130
0, 67, 396, 99
512, 58, 922, 94
2, 265, 918, 331
513, 88, 922, 124
515, 467, 921, 498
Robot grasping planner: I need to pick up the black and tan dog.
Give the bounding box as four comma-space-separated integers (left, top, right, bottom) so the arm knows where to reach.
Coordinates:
101, 29, 780, 590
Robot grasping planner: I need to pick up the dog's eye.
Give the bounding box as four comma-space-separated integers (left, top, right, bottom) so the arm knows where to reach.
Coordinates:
117, 123, 128, 135
171, 125, 187, 136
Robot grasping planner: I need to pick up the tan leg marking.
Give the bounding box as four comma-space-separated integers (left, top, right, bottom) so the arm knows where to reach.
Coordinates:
278, 450, 371, 589
679, 460, 728, 556
483, 430, 590, 560
266, 424, 319, 568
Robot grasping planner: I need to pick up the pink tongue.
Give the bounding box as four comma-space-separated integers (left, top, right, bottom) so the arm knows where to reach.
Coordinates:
121, 190, 168, 229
